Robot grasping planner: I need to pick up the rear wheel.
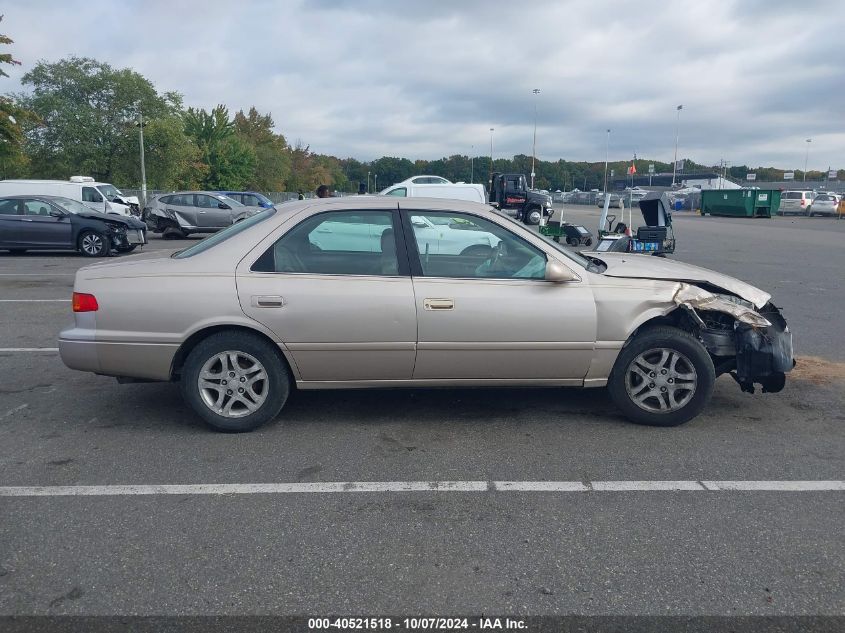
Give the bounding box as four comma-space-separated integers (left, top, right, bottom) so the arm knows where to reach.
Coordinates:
78, 230, 109, 257
608, 326, 715, 427
180, 331, 290, 432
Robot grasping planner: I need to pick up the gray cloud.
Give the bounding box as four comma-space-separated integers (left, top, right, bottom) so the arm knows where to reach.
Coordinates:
2, 0, 843, 170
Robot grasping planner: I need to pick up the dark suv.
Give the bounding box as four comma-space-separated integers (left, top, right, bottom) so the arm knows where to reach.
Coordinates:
0, 195, 147, 256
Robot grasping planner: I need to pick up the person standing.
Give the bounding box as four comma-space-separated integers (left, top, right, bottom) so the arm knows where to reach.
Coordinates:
316, 184, 331, 198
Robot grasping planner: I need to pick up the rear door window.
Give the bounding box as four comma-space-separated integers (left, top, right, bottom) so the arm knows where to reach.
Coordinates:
0, 199, 20, 215
252, 211, 401, 276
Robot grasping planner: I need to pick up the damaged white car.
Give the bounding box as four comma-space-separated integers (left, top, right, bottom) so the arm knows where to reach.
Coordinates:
60, 197, 793, 432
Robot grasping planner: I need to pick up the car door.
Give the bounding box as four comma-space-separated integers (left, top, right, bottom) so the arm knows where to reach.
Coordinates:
18, 199, 73, 248
195, 194, 231, 228
0, 198, 23, 247
237, 208, 417, 382
402, 208, 597, 382
81, 186, 107, 213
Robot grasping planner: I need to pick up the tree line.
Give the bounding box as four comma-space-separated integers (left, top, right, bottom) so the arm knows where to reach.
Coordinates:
1, 36, 838, 194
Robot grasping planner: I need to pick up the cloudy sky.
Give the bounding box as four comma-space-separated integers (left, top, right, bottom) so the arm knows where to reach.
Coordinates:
2, 0, 843, 170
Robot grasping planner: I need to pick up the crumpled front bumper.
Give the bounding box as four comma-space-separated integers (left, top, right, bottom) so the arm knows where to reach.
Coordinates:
699, 303, 794, 394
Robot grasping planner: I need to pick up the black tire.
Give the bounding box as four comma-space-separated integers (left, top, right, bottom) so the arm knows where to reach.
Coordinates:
180, 331, 290, 432
583, 237, 593, 247
162, 226, 188, 239
77, 230, 109, 257
7, 248, 26, 254
566, 236, 579, 246
607, 326, 715, 427
523, 206, 541, 226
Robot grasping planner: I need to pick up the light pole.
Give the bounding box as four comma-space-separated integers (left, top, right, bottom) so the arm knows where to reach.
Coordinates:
803, 138, 812, 182
671, 104, 683, 187
367, 171, 370, 193
374, 174, 378, 192
135, 111, 148, 206
489, 127, 494, 191
470, 145, 474, 183
603, 128, 610, 195
531, 88, 540, 189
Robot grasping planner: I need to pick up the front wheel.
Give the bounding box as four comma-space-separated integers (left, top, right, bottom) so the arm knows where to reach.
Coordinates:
524, 207, 541, 225
607, 326, 715, 427
77, 230, 109, 257
180, 331, 290, 432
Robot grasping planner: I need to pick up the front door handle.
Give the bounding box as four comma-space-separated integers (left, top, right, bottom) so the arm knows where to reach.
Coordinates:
252, 295, 285, 308
424, 298, 454, 310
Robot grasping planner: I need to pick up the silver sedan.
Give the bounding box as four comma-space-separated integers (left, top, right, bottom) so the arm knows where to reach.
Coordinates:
60, 196, 793, 432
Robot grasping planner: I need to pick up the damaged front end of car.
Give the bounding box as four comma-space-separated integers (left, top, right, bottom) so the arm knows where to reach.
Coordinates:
674, 284, 794, 394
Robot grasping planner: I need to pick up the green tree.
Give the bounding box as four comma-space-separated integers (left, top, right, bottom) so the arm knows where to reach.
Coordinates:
18, 56, 180, 182
0, 15, 32, 177
183, 105, 256, 189
233, 107, 291, 191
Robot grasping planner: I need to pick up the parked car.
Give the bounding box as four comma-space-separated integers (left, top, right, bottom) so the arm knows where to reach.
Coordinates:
60, 197, 793, 432
0, 195, 147, 256
143, 191, 265, 238
779, 190, 815, 215
216, 191, 275, 208
0, 177, 139, 216
401, 175, 452, 185
596, 192, 625, 209
807, 193, 839, 217
381, 182, 486, 204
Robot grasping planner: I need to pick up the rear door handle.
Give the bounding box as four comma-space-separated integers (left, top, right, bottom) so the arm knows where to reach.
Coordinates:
424, 298, 454, 310
252, 295, 285, 308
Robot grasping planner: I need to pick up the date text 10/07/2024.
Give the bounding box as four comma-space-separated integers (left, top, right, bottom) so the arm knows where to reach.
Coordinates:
307, 617, 528, 630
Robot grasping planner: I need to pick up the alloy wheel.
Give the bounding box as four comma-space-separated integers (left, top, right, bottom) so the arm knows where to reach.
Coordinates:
81, 233, 104, 255
197, 350, 268, 418
624, 347, 697, 414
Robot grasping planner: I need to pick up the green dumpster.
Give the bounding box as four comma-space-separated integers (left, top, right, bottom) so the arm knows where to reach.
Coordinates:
700, 189, 781, 217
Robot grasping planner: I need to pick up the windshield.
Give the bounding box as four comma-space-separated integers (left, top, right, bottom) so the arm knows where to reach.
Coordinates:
52, 197, 98, 214
173, 208, 276, 258
96, 184, 123, 202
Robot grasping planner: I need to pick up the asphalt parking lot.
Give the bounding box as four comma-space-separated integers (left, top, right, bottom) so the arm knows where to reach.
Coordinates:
1, 208, 844, 619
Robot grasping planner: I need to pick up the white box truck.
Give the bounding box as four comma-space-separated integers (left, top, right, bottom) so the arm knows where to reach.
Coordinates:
0, 177, 139, 216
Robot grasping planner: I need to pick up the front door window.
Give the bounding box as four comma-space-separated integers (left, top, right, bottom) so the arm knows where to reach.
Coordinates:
406, 211, 546, 279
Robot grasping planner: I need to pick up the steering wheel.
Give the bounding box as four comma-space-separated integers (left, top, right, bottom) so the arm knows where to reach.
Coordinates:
488, 241, 509, 271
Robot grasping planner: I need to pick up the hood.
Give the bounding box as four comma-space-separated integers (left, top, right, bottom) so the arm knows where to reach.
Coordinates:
75, 210, 144, 229
595, 252, 771, 308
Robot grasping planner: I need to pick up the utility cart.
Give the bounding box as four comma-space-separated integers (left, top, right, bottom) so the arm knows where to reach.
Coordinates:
594, 191, 676, 256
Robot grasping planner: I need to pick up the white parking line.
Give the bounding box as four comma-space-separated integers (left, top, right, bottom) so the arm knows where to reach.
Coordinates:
0, 348, 59, 352
0, 480, 843, 497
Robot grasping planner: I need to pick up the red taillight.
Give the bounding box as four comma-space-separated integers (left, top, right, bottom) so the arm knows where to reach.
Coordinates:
800, 199, 806, 206
72, 292, 98, 312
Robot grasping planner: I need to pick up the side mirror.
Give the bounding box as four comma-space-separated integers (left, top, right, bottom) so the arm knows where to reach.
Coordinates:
545, 259, 579, 283
49, 209, 66, 218
218, 203, 231, 210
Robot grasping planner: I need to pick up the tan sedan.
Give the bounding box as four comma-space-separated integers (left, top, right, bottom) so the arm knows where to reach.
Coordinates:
59, 197, 793, 432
